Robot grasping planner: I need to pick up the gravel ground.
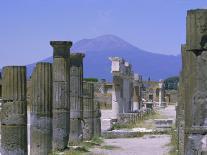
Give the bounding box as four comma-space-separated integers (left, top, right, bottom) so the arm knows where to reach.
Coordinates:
88, 135, 171, 155
88, 105, 176, 155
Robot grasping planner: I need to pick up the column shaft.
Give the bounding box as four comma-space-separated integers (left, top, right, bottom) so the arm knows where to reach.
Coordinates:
1, 66, 27, 155
30, 63, 52, 155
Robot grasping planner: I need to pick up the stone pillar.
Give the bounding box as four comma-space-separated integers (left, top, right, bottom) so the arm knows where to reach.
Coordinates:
30, 62, 52, 155
158, 80, 164, 107
69, 53, 85, 145
50, 41, 72, 151
123, 62, 134, 113
177, 44, 186, 155
182, 9, 207, 154
133, 74, 139, 111
82, 82, 94, 140
0, 76, 2, 98
109, 57, 125, 119
1, 66, 27, 154
93, 100, 101, 137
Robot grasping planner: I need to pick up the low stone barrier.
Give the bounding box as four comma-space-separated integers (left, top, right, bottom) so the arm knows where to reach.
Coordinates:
117, 108, 153, 126
154, 119, 173, 128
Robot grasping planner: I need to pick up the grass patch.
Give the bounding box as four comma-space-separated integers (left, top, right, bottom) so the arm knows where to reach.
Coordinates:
100, 145, 120, 150
167, 128, 178, 155
77, 136, 104, 152
112, 111, 166, 130
64, 150, 84, 155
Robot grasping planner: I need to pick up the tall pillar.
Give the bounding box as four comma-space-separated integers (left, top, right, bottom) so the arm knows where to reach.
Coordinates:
158, 80, 164, 107
82, 82, 94, 140
69, 53, 85, 145
133, 74, 139, 111
183, 9, 207, 154
50, 41, 72, 151
30, 63, 52, 155
1, 66, 27, 154
109, 57, 124, 118
93, 100, 101, 137
123, 62, 133, 113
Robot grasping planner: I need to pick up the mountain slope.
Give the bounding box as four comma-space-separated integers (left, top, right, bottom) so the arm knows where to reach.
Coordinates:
26, 34, 181, 81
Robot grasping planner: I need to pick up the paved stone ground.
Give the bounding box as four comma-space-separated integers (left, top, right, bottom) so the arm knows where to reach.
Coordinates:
89, 105, 176, 155
87, 135, 171, 155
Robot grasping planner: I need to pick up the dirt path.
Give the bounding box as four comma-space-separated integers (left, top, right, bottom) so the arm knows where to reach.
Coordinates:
88, 135, 171, 155
89, 105, 176, 155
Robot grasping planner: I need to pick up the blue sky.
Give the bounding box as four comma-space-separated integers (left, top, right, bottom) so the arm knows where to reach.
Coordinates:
0, 0, 206, 68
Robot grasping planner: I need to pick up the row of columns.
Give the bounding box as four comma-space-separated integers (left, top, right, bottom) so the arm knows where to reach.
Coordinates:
177, 9, 207, 155
0, 41, 101, 154
109, 57, 143, 119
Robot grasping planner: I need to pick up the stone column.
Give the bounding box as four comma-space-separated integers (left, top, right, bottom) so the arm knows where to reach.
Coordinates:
123, 62, 134, 113
69, 53, 85, 145
30, 62, 52, 155
1, 66, 27, 154
133, 74, 139, 111
158, 80, 164, 107
50, 41, 72, 151
93, 100, 101, 137
109, 57, 124, 119
177, 44, 186, 155
183, 9, 207, 154
82, 82, 94, 140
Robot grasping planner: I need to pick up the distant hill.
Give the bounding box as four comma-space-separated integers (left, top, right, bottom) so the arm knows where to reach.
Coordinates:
26, 34, 181, 81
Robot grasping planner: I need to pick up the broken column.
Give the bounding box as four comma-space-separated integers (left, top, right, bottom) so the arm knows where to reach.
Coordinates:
1, 66, 27, 154
93, 100, 101, 137
158, 80, 164, 107
50, 41, 72, 150
82, 82, 94, 140
109, 57, 125, 118
30, 62, 52, 155
123, 62, 133, 113
69, 53, 85, 145
133, 74, 140, 111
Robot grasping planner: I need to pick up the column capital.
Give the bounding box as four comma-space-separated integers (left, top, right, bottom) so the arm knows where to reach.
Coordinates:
50, 41, 72, 58
70, 52, 85, 67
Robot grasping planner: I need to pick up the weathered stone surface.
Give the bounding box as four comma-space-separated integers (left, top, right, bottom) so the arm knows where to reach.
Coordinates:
93, 101, 101, 136
51, 41, 71, 151
186, 9, 207, 51
1, 66, 27, 155
2, 66, 26, 101
82, 82, 94, 140
178, 9, 207, 155
30, 62, 52, 155
69, 53, 85, 145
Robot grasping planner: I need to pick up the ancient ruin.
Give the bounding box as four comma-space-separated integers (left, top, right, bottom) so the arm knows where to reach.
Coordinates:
30, 63, 52, 155
69, 53, 85, 144
177, 9, 207, 154
82, 82, 94, 140
51, 41, 72, 150
1, 66, 27, 154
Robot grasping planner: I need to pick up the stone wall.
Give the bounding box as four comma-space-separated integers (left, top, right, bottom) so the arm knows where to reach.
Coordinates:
117, 109, 153, 126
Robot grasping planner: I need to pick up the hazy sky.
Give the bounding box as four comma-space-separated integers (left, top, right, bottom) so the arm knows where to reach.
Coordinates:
0, 0, 206, 68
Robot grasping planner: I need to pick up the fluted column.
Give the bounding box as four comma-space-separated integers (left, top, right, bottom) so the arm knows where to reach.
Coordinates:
50, 41, 72, 151
69, 53, 85, 145
1, 66, 27, 155
30, 63, 52, 155
82, 82, 94, 140
93, 100, 101, 137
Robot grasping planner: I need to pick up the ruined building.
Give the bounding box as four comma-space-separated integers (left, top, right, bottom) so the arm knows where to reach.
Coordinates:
109, 57, 143, 118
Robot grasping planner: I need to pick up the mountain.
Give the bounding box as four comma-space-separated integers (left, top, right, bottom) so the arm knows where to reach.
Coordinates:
26, 34, 181, 81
